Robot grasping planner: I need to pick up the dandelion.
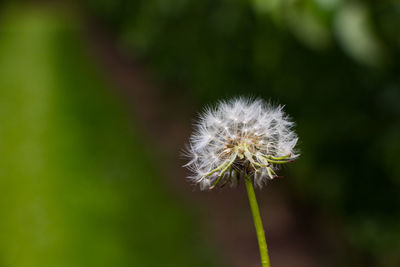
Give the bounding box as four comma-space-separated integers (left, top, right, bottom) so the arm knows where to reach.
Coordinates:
184, 97, 298, 189
184, 97, 299, 267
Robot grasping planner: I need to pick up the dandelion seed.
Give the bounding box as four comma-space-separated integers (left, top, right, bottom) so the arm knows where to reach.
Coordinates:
184, 97, 299, 190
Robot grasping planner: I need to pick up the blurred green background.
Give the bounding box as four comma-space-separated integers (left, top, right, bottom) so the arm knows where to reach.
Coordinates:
0, 1, 399, 267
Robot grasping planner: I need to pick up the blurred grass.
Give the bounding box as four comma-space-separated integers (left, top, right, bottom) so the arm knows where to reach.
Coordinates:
0, 5, 220, 267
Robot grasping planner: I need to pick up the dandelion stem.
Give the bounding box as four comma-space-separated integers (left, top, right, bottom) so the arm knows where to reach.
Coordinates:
244, 177, 270, 267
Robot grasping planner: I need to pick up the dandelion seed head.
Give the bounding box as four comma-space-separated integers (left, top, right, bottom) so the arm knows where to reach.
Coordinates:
184, 97, 299, 190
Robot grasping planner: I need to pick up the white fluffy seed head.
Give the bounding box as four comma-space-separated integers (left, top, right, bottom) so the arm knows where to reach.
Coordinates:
184, 97, 299, 190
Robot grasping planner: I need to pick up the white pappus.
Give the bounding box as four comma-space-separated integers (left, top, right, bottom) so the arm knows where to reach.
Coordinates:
184, 97, 299, 190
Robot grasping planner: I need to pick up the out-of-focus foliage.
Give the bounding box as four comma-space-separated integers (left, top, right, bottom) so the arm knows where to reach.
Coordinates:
0, 6, 220, 267
85, 1, 400, 266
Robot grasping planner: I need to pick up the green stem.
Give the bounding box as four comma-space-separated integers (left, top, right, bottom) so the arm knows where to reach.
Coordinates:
244, 177, 271, 267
